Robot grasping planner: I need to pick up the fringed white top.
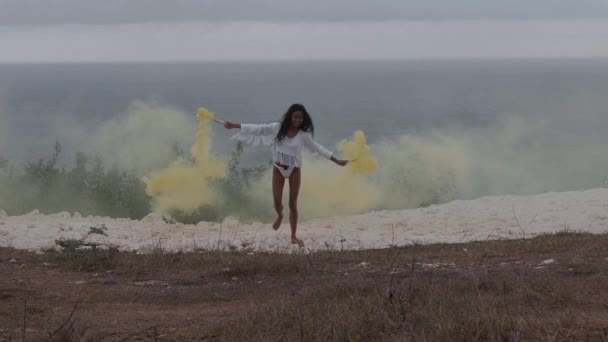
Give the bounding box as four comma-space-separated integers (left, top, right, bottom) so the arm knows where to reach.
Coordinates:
231, 122, 333, 168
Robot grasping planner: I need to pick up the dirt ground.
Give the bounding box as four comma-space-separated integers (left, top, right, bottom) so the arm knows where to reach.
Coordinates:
2, 231, 608, 341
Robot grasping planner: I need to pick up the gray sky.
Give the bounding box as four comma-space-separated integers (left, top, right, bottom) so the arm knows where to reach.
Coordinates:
1, 1, 608, 62
2, 0, 608, 24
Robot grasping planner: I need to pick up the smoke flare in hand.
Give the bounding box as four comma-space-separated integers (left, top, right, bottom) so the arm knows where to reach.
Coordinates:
142, 108, 226, 214
338, 130, 378, 176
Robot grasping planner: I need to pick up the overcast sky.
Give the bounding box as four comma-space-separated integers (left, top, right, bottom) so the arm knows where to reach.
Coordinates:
3, 0, 608, 24
1, 1, 608, 62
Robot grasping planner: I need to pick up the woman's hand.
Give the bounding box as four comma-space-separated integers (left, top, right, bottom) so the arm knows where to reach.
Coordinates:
224, 121, 240, 129
334, 158, 349, 167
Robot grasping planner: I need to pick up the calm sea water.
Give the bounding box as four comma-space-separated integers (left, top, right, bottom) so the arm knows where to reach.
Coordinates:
1, 59, 608, 164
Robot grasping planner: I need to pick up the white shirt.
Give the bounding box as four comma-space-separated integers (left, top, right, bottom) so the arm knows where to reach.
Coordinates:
237, 122, 333, 168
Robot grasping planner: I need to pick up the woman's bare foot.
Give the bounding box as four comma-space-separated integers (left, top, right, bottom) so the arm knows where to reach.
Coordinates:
272, 214, 283, 230
291, 236, 304, 247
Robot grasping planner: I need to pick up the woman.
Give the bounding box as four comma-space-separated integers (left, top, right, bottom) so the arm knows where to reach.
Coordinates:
224, 104, 348, 246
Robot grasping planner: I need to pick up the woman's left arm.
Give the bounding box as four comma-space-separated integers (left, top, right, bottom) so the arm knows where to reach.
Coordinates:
302, 134, 348, 166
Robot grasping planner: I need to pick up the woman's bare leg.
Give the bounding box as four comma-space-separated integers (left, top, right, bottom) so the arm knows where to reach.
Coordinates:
288, 168, 303, 246
272, 167, 285, 230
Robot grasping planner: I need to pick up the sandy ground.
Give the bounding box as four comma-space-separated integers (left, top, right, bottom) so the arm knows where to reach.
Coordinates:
1, 188, 608, 253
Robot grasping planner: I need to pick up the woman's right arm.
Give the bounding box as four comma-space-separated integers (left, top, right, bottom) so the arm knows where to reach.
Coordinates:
223, 122, 241, 129
224, 122, 280, 136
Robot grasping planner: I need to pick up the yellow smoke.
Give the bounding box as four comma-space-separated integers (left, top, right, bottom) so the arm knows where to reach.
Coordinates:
290, 130, 380, 217
142, 107, 226, 214
142, 110, 379, 219
338, 130, 378, 176
196, 107, 224, 124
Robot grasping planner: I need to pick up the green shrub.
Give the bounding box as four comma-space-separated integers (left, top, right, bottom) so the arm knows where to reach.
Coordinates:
0, 141, 271, 223
55, 225, 118, 271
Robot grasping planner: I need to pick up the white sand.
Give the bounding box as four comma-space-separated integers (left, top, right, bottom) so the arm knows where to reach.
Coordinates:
1, 188, 608, 253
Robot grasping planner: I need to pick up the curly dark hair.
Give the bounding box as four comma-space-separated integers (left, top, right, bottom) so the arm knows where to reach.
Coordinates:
275, 103, 314, 143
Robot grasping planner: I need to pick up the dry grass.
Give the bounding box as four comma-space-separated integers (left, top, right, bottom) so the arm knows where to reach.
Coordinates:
2, 231, 608, 341
204, 233, 608, 341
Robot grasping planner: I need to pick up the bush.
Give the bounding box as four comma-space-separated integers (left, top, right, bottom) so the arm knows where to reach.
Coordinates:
55, 225, 118, 271
0, 141, 271, 223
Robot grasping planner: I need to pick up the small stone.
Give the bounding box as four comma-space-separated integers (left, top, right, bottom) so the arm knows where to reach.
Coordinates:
541, 259, 555, 265
133, 280, 169, 287
9, 259, 16, 263
26, 209, 40, 216
75, 281, 87, 285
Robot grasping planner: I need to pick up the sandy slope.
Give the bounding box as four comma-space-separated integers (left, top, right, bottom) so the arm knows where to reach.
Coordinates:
1, 188, 607, 253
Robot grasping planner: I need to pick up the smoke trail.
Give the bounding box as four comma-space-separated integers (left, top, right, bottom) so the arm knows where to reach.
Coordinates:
338, 130, 378, 176
302, 130, 380, 215
142, 108, 226, 214
141, 118, 382, 218
40, 100, 197, 174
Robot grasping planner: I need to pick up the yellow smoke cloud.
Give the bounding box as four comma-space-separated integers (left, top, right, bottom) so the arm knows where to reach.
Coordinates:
287, 130, 380, 217
142, 111, 379, 219
338, 130, 378, 176
196, 107, 224, 124
142, 107, 226, 214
